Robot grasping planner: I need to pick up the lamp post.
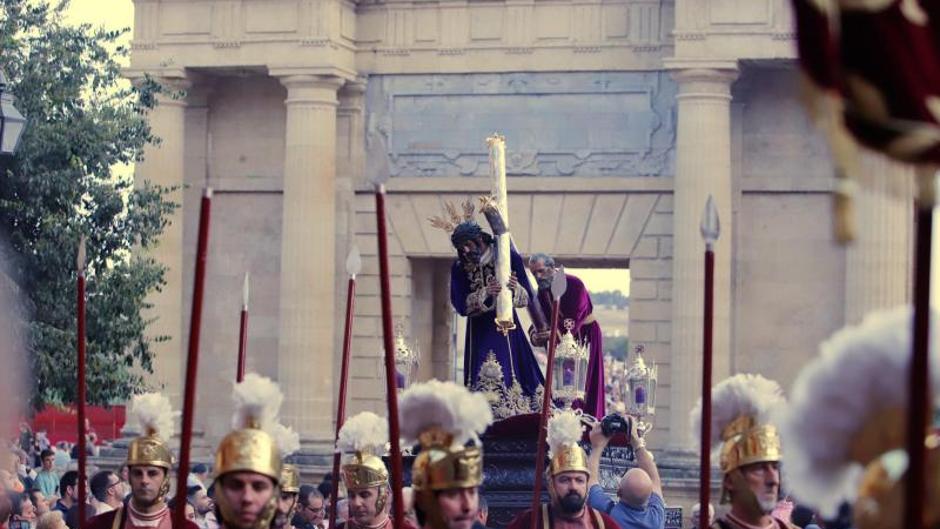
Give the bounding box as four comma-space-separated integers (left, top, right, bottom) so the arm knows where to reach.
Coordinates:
0, 70, 27, 157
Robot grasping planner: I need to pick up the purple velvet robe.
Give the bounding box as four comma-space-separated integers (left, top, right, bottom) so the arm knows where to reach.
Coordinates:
537, 273, 606, 418
451, 246, 545, 398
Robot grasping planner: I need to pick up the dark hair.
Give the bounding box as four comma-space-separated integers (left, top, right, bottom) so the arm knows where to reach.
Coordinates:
317, 481, 332, 500
60, 471, 79, 497
89, 471, 116, 503
27, 490, 43, 507
297, 485, 318, 508
9, 493, 27, 517
451, 222, 492, 250
186, 486, 202, 499
192, 464, 208, 475
39, 450, 54, 461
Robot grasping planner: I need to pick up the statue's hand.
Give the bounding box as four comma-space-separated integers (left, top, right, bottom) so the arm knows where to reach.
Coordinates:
507, 272, 519, 292
484, 276, 502, 296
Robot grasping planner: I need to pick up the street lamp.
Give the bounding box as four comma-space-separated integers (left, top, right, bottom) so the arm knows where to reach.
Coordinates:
0, 70, 26, 156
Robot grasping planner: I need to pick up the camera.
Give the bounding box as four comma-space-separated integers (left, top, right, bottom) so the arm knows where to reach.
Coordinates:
600, 413, 633, 438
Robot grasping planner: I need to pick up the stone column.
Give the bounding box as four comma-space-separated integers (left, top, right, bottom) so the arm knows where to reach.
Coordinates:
844, 152, 914, 324
666, 65, 737, 452
134, 75, 191, 409
277, 74, 345, 443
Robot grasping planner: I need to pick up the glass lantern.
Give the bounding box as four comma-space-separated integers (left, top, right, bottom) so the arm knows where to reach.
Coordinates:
625, 344, 658, 435
552, 319, 590, 409
394, 324, 420, 390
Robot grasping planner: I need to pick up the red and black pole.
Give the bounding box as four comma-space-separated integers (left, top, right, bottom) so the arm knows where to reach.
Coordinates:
905, 172, 933, 529
76, 237, 87, 529
174, 188, 213, 529
374, 184, 405, 529
699, 196, 719, 529
530, 270, 568, 529
329, 247, 361, 529
237, 272, 249, 383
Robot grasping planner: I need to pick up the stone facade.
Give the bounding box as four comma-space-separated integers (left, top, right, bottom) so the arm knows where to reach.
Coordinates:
126, 0, 913, 520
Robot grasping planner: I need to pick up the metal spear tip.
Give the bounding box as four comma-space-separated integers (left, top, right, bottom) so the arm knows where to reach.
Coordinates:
551, 265, 568, 301
242, 272, 250, 308
76, 236, 86, 274
700, 195, 720, 247
346, 245, 362, 278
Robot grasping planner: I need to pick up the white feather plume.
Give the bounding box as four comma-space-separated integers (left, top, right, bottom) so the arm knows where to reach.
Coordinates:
337, 412, 389, 455
231, 373, 284, 433
781, 306, 940, 517
690, 373, 785, 451
129, 393, 178, 441
546, 409, 584, 460
399, 380, 493, 447
272, 422, 301, 457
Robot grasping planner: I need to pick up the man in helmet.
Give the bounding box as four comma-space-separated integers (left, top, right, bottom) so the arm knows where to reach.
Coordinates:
86, 394, 200, 529
506, 411, 620, 529
271, 465, 300, 529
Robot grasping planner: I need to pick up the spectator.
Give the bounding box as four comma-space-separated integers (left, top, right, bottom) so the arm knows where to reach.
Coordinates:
35, 511, 66, 529
0, 470, 21, 493
689, 503, 715, 529
188, 486, 212, 529
0, 489, 12, 528
32, 452, 57, 499
52, 472, 77, 515
10, 492, 36, 527
477, 496, 488, 526
89, 471, 122, 515
167, 497, 196, 522
333, 499, 347, 527
317, 475, 333, 502
292, 487, 326, 529
26, 492, 48, 517
187, 464, 209, 491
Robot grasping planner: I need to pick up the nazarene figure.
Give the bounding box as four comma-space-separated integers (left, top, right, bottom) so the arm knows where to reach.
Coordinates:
272, 420, 301, 529
506, 410, 619, 529
431, 200, 544, 418
527, 253, 606, 418
691, 374, 796, 529
86, 393, 200, 529
213, 374, 285, 529
337, 412, 416, 529
399, 380, 494, 529
781, 308, 940, 529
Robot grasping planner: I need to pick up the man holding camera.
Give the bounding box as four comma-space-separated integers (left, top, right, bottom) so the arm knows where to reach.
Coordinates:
586, 417, 665, 529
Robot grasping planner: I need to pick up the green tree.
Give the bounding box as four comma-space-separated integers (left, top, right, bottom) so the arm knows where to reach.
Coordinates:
0, 0, 176, 410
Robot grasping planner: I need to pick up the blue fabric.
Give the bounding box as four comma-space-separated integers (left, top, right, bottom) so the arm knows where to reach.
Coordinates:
34, 469, 59, 497
587, 484, 665, 529
451, 245, 544, 397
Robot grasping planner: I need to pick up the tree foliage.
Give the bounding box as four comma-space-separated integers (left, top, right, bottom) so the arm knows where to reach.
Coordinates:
0, 0, 177, 410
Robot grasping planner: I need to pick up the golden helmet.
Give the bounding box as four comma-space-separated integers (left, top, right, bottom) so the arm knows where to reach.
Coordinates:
215, 421, 282, 482
718, 415, 782, 474
126, 393, 177, 470
337, 412, 390, 491
546, 409, 590, 478
411, 426, 484, 491
342, 451, 389, 490
280, 464, 301, 494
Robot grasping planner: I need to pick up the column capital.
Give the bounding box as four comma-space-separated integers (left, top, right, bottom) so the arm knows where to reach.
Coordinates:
664, 60, 739, 100
278, 74, 345, 106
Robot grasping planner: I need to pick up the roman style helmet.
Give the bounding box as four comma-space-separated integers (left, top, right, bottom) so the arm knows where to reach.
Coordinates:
547, 409, 589, 478
691, 373, 786, 504
274, 422, 301, 495
400, 380, 493, 529
214, 374, 285, 529
781, 307, 940, 529
337, 412, 389, 513
126, 393, 178, 503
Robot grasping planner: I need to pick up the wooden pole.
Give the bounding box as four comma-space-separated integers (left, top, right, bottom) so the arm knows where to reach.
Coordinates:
174, 188, 212, 529
699, 196, 719, 529
237, 273, 249, 383
329, 247, 360, 529
904, 177, 932, 529
374, 185, 405, 529
76, 238, 87, 529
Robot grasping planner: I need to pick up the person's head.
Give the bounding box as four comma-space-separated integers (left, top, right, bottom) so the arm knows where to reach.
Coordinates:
216, 471, 278, 529
128, 465, 169, 509
90, 471, 120, 505
272, 489, 298, 529
334, 499, 348, 524
549, 471, 588, 516
27, 491, 48, 517
39, 451, 54, 472
0, 489, 12, 525
192, 464, 209, 482
790, 504, 816, 529
297, 487, 325, 526
59, 471, 79, 503
477, 495, 488, 526
724, 461, 781, 515
11, 492, 36, 522
346, 486, 388, 527
527, 253, 557, 290
189, 487, 213, 516
617, 468, 653, 509
690, 502, 715, 528
0, 469, 18, 491
35, 511, 66, 529
451, 222, 491, 265
420, 488, 478, 529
